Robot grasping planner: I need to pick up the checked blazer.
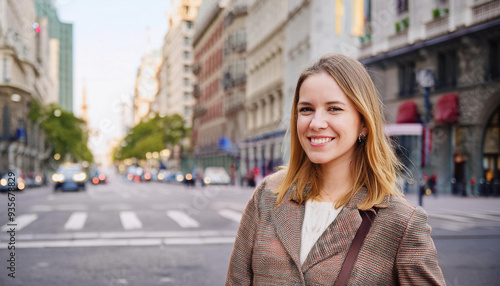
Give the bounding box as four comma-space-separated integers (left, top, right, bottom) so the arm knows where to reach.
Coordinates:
226, 170, 446, 285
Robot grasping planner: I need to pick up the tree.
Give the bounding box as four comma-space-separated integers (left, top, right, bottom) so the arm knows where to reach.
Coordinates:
114, 114, 188, 160
29, 101, 93, 163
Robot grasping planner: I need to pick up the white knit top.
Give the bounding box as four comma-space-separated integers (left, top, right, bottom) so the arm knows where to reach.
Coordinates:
300, 199, 343, 266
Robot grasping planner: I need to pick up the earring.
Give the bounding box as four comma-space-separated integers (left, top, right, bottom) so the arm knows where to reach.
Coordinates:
358, 133, 366, 143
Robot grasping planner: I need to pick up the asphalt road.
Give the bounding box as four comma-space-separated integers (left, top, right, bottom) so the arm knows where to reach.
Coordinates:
0, 171, 499, 286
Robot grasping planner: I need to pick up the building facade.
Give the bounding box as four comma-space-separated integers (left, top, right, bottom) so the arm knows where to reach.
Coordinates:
133, 50, 162, 125
221, 0, 248, 183
283, 0, 362, 159
153, 0, 202, 127
241, 0, 288, 181
359, 0, 500, 196
34, 0, 73, 112
0, 0, 53, 175
192, 0, 229, 171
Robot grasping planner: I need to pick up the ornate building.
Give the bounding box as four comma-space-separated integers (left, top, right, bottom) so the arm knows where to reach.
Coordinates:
153, 0, 202, 128
359, 0, 500, 195
241, 0, 288, 179
192, 0, 229, 170
0, 0, 54, 174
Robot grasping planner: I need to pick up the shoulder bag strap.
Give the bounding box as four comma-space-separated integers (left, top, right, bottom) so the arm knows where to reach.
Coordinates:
334, 209, 376, 286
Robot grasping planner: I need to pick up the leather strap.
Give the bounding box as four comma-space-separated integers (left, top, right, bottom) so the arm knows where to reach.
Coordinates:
334, 210, 376, 286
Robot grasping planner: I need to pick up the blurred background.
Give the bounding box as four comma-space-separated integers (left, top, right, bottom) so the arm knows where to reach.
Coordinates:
0, 0, 499, 285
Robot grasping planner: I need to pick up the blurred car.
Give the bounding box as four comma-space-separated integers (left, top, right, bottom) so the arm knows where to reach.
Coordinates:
126, 166, 144, 183
90, 170, 107, 185
183, 171, 195, 186
52, 163, 87, 192
0, 170, 25, 192
164, 171, 184, 184
203, 167, 230, 185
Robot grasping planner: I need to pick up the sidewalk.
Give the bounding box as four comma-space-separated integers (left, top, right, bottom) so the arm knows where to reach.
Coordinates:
404, 193, 500, 212
404, 193, 500, 237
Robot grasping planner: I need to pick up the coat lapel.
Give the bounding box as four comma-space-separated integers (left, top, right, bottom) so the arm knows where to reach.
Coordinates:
271, 186, 305, 270
301, 188, 387, 272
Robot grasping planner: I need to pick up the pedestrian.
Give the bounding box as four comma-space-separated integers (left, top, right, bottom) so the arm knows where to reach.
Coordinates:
226, 53, 445, 285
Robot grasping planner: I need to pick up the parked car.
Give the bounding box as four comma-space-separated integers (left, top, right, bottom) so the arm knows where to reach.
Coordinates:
203, 167, 230, 185
0, 170, 25, 192
52, 163, 87, 192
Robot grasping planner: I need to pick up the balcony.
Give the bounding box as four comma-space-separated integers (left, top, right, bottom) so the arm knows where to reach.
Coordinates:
193, 106, 207, 117
472, 0, 500, 25
193, 84, 200, 98
426, 15, 450, 39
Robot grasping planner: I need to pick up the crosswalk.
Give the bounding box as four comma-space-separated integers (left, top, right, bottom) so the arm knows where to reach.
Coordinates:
0, 208, 244, 234
2, 208, 499, 238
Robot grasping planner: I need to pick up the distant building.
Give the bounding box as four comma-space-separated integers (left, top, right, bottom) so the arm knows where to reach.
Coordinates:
220, 0, 248, 183
192, 0, 228, 170
241, 0, 288, 179
153, 0, 202, 127
34, 0, 73, 112
283, 0, 362, 159
359, 0, 500, 196
0, 0, 53, 174
133, 50, 162, 125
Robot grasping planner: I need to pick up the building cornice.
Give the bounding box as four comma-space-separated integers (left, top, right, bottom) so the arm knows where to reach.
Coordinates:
361, 17, 500, 65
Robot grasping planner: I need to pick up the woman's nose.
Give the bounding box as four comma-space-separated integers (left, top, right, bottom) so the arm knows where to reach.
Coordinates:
309, 113, 327, 130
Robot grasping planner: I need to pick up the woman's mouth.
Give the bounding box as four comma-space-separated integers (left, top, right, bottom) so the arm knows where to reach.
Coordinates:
309, 137, 334, 145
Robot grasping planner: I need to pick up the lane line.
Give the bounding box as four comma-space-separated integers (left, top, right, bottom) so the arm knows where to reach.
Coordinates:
0, 236, 235, 249
119, 211, 143, 230
1, 214, 38, 231
218, 209, 242, 223
166, 210, 200, 228
64, 212, 88, 230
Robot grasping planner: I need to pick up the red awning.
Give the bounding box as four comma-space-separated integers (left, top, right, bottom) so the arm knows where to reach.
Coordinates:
435, 93, 459, 124
396, 101, 419, 123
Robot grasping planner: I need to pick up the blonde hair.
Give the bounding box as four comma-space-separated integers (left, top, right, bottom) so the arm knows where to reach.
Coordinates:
275, 53, 404, 210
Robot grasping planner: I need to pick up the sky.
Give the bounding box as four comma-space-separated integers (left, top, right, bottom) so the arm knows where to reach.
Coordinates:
56, 0, 170, 163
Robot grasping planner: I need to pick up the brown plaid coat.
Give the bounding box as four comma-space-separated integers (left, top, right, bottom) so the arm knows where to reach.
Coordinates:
226, 171, 445, 285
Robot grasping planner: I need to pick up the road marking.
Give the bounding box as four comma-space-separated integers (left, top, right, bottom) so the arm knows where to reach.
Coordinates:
31, 205, 53, 212
64, 212, 88, 230
1, 214, 38, 231
119, 211, 143, 230
166, 210, 200, 228
0, 236, 235, 249
99, 204, 133, 211
428, 212, 474, 223
218, 209, 242, 223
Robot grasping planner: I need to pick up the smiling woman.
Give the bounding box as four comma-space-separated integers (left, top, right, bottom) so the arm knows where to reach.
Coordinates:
226, 54, 445, 285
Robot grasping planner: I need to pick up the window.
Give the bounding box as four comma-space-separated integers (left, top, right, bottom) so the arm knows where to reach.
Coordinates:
397, 0, 408, 14
184, 51, 190, 59
488, 39, 500, 81
185, 21, 193, 29
398, 61, 416, 97
184, 78, 190, 87
437, 50, 458, 90
184, 65, 190, 73
184, 37, 190, 46
185, 5, 190, 15
184, 93, 190, 100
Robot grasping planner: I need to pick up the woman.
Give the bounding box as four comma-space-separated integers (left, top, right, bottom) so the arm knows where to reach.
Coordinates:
226, 53, 445, 285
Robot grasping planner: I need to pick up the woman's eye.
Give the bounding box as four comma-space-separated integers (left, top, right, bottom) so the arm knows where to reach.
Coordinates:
299, 107, 313, 113
328, 106, 343, 112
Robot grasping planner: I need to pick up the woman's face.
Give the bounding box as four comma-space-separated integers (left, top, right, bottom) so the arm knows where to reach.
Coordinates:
296, 72, 366, 168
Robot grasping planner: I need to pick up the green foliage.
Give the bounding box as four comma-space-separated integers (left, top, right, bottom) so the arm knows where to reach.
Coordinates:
30, 100, 93, 163
395, 22, 401, 32
432, 8, 440, 19
401, 18, 409, 28
114, 114, 188, 161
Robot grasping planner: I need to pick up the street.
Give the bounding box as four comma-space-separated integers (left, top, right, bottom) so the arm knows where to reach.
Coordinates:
0, 171, 499, 286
